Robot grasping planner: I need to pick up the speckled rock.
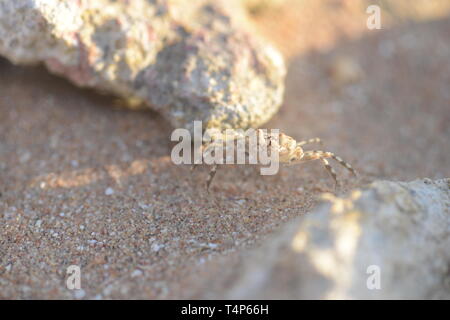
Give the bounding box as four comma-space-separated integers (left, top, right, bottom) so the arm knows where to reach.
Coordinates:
223, 179, 450, 299
0, 0, 285, 133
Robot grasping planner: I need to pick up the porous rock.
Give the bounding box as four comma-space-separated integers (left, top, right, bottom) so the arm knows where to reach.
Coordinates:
223, 179, 450, 299
0, 0, 285, 132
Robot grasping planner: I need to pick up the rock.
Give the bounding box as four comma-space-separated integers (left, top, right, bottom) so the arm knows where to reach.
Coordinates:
0, 0, 285, 133
223, 179, 450, 299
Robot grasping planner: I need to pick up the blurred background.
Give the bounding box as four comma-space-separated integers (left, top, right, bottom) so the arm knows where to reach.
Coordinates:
1, 0, 449, 299
248, 0, 450, 182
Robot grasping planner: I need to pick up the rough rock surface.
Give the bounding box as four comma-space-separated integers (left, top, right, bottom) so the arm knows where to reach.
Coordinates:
222, 179, 450, 299
0, 0, 285, 132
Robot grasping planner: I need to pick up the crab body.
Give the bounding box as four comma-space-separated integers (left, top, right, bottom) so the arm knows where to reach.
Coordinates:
197, 130, 357, 190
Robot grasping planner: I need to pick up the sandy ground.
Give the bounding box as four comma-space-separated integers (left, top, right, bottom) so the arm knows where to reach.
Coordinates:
1, 1, 449, 299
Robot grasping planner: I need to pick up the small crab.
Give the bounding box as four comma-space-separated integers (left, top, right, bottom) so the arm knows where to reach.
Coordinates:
195, 130, 357, 191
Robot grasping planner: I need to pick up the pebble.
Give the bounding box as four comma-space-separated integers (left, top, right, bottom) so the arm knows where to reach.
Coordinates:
105, 188, 114, 196
151, 243, 164, 252
131, 270, 143, 278
73, 289, 86, 299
